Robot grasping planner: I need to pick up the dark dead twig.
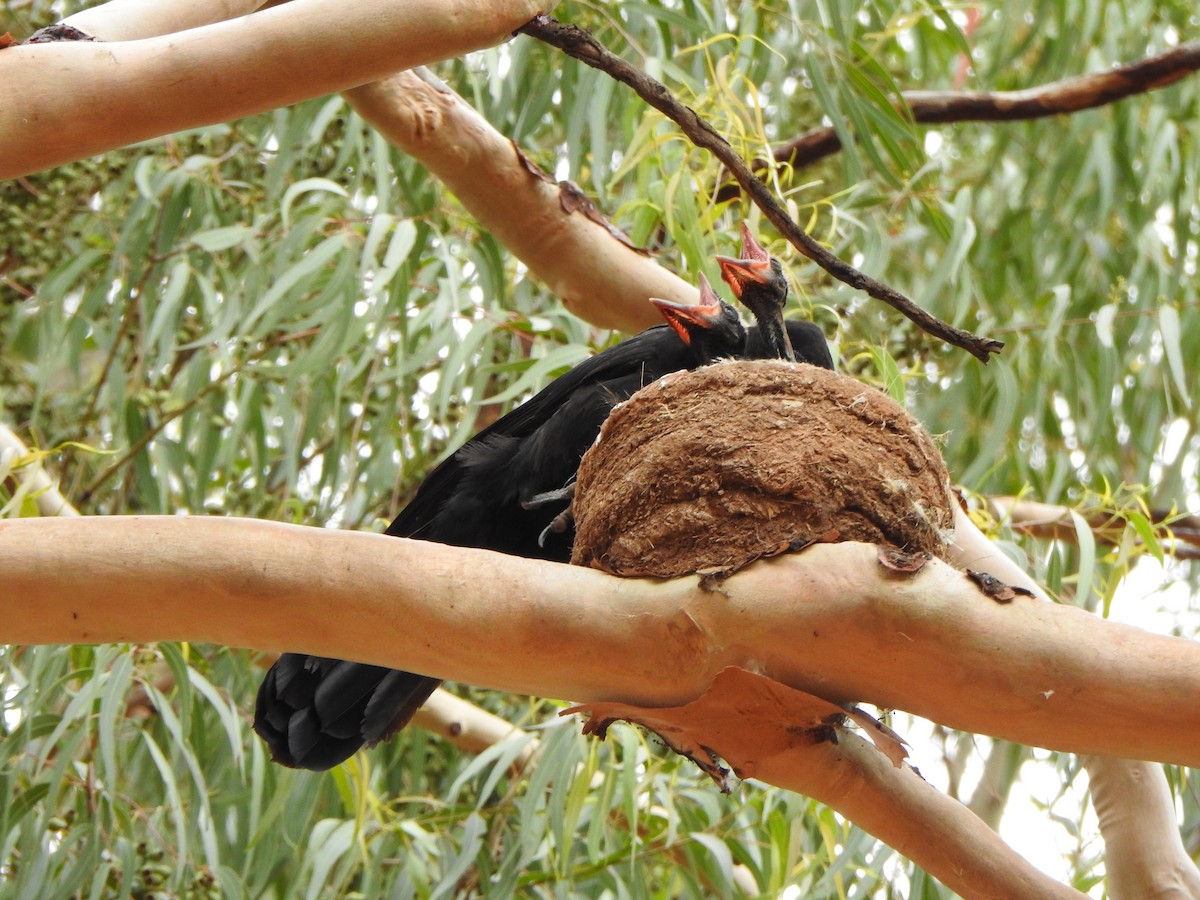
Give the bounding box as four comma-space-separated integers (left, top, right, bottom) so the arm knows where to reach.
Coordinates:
518, 15, 1004, 363
769, 40, 1200, 173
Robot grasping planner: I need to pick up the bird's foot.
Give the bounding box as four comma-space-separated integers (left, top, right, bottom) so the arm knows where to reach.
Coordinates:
537, 506, 575, 548
520, 483, 575, 510
521, 484, 576, 547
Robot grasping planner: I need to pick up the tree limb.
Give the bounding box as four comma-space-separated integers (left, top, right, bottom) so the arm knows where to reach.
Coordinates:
27, 0, 698, 335
60, 0, 272, 41
965, 740, 1026, 829
0, 0, 551, 180
2, 415, 519, 754
344, 71, 696, 333
2, 511, 1199, 766
0, 424, 79, 518
987, 495, 1200, 561
1083, 755, 1200, 899
767, 41, 1200, 173
412, 689, 533, 761
572, 669, 1085, 900
517, 15, 1004, 364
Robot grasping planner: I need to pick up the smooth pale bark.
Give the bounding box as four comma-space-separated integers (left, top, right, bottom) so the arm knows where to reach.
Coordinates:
346, 72, 697, 332
62, 0, 271, 40
762, 728, 1086, 900
412, 689, 533, 761
954, 508, 1200, 898
1084, 756, 1200, 899
574, 669, 1084, 900
2, 513, 1199, 766
0, 0, 549, 180
0, 425, 79, 518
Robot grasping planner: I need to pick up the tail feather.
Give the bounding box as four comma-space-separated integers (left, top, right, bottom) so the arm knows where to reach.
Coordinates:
253, 654, 441, 770
363, 670, 442, 745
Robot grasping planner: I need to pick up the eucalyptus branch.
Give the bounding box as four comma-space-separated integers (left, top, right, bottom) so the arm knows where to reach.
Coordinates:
3, 408, 517, 754
987, 495, 1200, 561
517, 15, 1004, 363
0, 423, 80, 517
4, 511, 1200, 767
345, 69, 696, 333
0, 0, 548, 179
765, 40, 1200, 173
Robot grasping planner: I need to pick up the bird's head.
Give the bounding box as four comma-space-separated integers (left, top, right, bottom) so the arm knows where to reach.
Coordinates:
651, 274, 746, 363
715, 223, 789, 321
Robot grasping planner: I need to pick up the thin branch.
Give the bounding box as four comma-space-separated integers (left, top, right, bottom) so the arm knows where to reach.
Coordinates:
517, 15, 1004, 364
411, 690, 533, 762
965, 740, 1026, 829
770, 41, 1200, 172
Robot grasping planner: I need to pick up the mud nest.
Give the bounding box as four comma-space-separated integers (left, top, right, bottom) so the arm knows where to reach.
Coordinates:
570, 360, 956, 578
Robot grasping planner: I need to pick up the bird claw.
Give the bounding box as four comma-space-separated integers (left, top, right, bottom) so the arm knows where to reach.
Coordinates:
521, 483, 576, 510
537, 507, 575, 548
521, 484, 577, 548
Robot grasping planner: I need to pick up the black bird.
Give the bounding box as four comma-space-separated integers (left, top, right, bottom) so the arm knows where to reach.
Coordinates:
254, 283, 747, 770
717, 223, 833, 369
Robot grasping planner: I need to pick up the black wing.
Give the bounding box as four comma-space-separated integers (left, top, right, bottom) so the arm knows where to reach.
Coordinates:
385, 325, 679, 542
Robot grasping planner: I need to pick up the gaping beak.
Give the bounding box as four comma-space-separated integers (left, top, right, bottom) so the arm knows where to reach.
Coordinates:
716, 222, 773, 297
737, 221, 770, 261
650, 274, 724, 345
715, 255, 772, 298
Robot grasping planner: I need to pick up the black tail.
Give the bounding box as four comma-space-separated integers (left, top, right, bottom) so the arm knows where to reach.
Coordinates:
254, 653, 441, 770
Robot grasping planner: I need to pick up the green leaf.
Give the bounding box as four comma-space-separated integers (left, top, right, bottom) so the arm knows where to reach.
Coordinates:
1069, 509, 1096, 606
280, 178, 349, 230
191, 224, 257, 253
1158, 306, 1190, 408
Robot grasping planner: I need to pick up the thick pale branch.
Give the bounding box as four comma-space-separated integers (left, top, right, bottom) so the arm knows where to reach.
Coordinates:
575, 670, 1083, 900
0, 0, 548, 180
61, 0, 271, 41
2, 515, 1199, 766
1083, 755, 1200, 899
950, 508, 1200, 894
345, 71, 695, 333
762, 727, 1085, 900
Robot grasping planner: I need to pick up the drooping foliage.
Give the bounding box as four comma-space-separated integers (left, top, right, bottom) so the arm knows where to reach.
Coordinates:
2, 0, 1197, 895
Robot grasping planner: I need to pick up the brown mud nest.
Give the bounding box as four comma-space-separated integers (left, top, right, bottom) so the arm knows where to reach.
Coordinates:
571, 360, 956, 578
